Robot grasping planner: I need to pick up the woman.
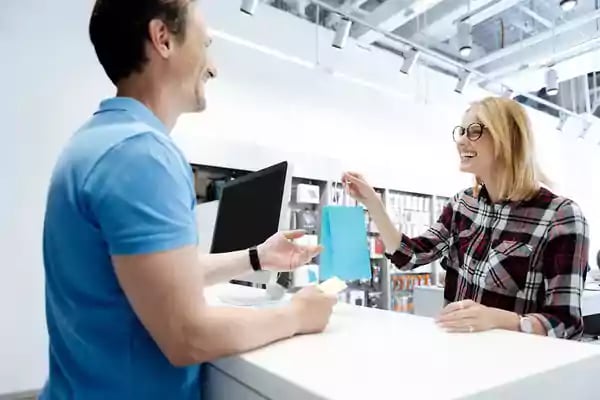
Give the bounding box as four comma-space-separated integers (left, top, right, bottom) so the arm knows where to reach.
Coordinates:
344, 97, 589, 339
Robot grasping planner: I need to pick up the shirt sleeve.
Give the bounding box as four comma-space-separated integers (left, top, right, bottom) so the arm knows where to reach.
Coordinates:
386, 195, 455, 270
83, 133, 198, 256
529, 200, 589, 339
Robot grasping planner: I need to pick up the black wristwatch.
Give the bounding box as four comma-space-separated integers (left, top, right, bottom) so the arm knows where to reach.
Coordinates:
249, 246, 262, 271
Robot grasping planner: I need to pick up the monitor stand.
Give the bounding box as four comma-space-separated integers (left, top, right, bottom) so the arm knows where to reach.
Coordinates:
218, 282, 288, 307
218, 270, 290, 307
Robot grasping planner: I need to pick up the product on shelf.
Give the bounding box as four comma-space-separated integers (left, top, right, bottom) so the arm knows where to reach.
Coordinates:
390, 273, 432, 313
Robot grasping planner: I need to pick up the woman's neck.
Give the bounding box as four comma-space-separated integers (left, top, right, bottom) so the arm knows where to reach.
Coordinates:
479, 175, 502, 203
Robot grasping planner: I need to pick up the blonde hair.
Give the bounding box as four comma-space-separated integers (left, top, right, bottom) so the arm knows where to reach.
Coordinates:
470, 97, 550, 201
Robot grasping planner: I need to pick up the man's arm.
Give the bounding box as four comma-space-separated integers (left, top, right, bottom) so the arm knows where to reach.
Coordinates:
113, 246, 303, 365
198, 249, 255, 286
86, 134, 333, 366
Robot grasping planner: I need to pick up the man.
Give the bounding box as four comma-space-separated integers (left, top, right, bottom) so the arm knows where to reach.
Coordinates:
40, 1, 336, 399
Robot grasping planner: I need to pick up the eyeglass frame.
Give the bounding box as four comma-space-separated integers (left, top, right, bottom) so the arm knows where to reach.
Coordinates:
452, 122, 486, 142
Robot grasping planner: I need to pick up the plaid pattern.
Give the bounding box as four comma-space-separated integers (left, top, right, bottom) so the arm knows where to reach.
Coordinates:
388, 186, 589, 339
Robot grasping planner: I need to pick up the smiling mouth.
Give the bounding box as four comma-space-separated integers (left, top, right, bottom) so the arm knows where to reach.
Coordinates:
460, 151, 477, 160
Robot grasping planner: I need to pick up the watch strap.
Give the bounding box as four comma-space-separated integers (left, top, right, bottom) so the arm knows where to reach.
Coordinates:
249, 246, 262, 271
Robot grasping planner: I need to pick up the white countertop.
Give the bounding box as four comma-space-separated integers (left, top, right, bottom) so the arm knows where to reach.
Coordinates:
206, 284, 600, 400
414, 282, 600, 317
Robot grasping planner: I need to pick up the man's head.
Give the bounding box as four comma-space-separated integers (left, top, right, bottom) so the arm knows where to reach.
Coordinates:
89, 0, 215, 113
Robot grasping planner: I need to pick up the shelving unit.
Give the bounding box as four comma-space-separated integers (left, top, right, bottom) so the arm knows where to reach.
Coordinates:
190, 162, 452, 312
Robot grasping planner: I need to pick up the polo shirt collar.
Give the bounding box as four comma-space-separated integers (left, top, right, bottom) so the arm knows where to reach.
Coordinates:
95, 97, 167, 134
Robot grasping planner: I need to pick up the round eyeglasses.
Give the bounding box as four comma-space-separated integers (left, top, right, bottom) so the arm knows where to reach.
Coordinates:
452, 123, 485, 142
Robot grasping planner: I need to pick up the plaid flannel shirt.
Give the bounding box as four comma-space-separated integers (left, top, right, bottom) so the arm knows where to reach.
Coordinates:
388, 186, 589, 339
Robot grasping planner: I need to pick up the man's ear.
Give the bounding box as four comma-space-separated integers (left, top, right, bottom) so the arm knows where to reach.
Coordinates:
148, 19, 173, 58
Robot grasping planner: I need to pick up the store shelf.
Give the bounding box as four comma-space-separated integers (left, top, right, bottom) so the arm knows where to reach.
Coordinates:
190, 162, 452, 312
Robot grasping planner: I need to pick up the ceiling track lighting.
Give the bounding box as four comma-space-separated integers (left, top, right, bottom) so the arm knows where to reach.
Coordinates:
501, 86, 513, 98
545, 68, 559, 96
240, 0, 259, 15
301, 0, 589, 130
332, 17, 352, 49
457, 22, 473, 58
560, 0, 578, 12
557, 112, 568, 132
454, 70, 472, 94
400, 48, 419, 74
578, 120, 592, 139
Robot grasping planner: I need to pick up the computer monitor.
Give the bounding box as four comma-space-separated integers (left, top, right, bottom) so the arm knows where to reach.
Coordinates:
210, 161, 293, 285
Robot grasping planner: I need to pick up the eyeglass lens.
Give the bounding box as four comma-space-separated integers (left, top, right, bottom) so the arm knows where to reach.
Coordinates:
452, 123, 483, 142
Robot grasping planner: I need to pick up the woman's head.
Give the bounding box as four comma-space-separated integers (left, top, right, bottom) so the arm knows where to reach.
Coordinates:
453, 96, 547, 201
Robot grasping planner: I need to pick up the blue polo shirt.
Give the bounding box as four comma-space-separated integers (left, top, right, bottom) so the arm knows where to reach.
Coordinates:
41, 97, 201, 400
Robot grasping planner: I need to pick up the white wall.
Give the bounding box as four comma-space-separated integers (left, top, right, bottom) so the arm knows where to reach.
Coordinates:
1, 0, 113, 394
2, 0, 599, 395
175, 0, 600, 259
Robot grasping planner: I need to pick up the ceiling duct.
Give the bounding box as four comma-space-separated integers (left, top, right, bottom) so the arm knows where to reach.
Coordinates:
518, 70, 600, 118
264, 0, 598, 128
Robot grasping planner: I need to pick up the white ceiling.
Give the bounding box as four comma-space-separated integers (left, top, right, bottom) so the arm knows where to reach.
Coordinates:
266, 0, 600, 117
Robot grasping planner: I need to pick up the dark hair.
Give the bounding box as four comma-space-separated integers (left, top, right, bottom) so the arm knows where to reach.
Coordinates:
89, 0, 190, 85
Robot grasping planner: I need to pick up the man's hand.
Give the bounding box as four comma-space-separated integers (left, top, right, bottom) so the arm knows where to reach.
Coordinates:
435, 300, 510, 333
289, 286, 337, 334
258, 230, 322, 272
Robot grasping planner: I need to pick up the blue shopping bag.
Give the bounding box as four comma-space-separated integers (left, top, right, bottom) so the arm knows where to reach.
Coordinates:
319, 205, 371, 281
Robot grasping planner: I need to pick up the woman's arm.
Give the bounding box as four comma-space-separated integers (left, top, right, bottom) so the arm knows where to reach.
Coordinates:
364, 198, 402, 253
527, 201, 589, 339
377, 199, 454, 270
343, 172, 455, 270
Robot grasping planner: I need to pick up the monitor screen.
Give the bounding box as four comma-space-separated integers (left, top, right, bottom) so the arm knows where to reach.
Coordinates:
210, 161, 290, 254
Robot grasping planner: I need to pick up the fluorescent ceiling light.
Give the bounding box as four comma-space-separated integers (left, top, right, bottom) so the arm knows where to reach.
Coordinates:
209, 28, 409, 100
332, 71, 411, 99
208, 28, 316, 69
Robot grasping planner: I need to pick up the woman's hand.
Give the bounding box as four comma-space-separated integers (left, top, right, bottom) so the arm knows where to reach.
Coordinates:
435, 300, 510, 333
342, 172, 380, 208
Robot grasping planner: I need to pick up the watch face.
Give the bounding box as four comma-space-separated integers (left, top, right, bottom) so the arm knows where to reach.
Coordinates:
520, 317, 533, 333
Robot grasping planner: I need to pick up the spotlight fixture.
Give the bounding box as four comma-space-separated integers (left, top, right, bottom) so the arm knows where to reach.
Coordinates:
557, 112, 568, 132
400, 48, 419, 74
501, 86, 513, 98
545, 68, 559, 96
579, 120, 592, 139
332, 17, 352, 49
240, 0, 259, 15
457, 22, 473, 58
454, 70, 472, 94
560, 0, 578, 12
